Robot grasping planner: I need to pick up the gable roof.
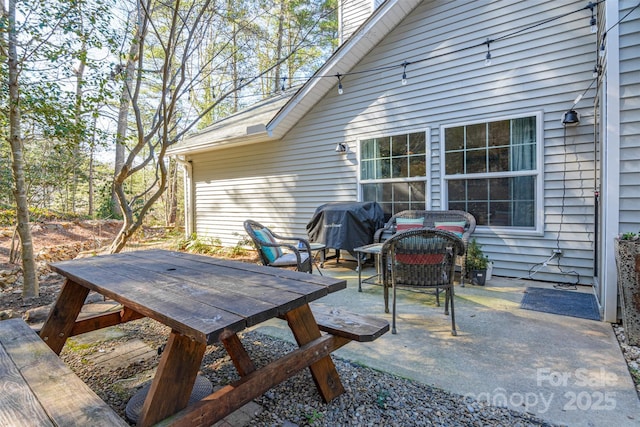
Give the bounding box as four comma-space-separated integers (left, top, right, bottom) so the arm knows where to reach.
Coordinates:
168, 0, 422, 156
266, 0, 422, 140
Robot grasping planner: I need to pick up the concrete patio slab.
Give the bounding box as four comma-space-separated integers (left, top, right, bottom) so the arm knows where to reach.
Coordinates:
252, 261, 640, 427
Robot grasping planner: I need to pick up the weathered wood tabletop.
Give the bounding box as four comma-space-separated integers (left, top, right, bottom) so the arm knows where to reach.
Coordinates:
40, 249, 351, 427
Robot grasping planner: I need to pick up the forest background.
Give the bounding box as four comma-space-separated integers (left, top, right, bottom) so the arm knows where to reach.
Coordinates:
1, 0, 338, 297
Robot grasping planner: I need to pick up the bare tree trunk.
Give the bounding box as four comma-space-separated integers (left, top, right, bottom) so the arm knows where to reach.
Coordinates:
6, 0, 39, 297
112, 15, 142, 219
165, 157, 177, 226
71, 42, 86, 215
88, 145, 94, 217
273, 0, 285, 93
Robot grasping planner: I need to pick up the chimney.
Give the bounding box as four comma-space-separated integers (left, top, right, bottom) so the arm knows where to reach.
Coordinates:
338, 0, 384, 44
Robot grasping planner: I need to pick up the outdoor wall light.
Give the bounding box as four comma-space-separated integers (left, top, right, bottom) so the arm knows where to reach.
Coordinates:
335, 142, 348, 153
562, 110, 580, 126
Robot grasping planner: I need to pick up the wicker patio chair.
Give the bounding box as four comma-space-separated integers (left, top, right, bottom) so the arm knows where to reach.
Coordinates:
244, 219, 312, 274
382, 228, 465, 335
374, 210, 476, 285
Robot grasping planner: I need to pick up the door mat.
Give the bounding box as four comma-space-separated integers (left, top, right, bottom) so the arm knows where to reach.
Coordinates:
520, 287, 600, 321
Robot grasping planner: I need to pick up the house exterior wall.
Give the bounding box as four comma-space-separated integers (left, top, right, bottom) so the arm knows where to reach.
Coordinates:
188, 0, 602, 285
618, 0, 640, 233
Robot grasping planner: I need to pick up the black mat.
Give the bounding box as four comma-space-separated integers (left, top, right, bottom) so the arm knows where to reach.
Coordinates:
125, 375, 213, 423
520, 287, 600, 321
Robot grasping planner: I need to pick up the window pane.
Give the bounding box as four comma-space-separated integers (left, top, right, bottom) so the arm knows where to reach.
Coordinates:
467, 179, 488, 200
361, 139, 376, 159
378, 137, 391, 157
375, 158, 390, 179
488, 120, 509, 147
512, 143, 536, 171
488, 177, 510, 199
445, 127, 464, 151
489, 201, 511, 226
362, 183, 381, 201
409, 133, 426, 154
465, 149, 486, 174
446, 151, 464, 175
468, 201, 488, 225
392, 158, 408, 178
466, 123, 486, 149
447, 180, 465, 201
408, 156, 426, 177
391, 135, 407, 156
361, 159, 375, 180
409, 181, 426, 204
393, 182, 410, 201
489, 147, 510, 172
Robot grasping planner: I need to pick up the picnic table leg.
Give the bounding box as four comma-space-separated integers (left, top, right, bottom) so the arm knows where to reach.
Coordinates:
284, 304, 345, 402
222, 331, 256, 376
137, 330, 206, 427
39, 279, 90, 355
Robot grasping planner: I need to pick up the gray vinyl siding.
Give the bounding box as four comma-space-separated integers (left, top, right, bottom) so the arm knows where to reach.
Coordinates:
339, 0, 373, 44
618, 0, 640, 232
328, 0, 597, 283
190, 0, 601, 285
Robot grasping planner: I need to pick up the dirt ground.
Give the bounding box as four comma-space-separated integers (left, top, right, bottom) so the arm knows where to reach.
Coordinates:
0, 220, 126, 318
0, 219, 123, 260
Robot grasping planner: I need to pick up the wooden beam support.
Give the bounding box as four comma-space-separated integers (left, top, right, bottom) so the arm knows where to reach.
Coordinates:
156, 333, 350, 427
39, 280, 89, 355
284, 304, 345, 402
137, 331, 206, 427
70, 307, 144, 337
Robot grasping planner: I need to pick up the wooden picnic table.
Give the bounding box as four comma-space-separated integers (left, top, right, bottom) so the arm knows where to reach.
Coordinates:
40, 249, 387, 426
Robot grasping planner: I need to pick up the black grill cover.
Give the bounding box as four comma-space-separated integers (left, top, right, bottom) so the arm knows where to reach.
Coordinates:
306, 202, 384, 251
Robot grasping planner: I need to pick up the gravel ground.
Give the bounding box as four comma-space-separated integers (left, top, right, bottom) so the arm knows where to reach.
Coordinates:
55, 315, 559, 427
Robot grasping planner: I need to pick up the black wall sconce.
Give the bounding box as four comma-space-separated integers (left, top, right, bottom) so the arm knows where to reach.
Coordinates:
562, 110, 580, 126
335, 142, 348, 153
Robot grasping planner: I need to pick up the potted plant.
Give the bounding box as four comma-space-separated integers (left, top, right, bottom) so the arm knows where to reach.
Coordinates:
615, 230, 640, 346
466, 238, 489, 286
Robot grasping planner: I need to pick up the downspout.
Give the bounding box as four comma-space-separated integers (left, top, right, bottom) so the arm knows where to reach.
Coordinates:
175, 156, 194, 238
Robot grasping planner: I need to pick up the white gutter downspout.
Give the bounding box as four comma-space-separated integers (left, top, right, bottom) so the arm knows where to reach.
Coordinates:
602, 0, 621, 323
175, 156, 194, 238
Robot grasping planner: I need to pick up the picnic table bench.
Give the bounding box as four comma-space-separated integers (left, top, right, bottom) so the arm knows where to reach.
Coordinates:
38, 249, 388, 427
0, 318, 128, 427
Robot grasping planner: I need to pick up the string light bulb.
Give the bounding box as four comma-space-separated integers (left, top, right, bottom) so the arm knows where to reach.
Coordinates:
401, 62, 408, 85
587, 2, 597, 33
336, 73, 343, 95
599, 41, 605, 57
484, 38, 492, 66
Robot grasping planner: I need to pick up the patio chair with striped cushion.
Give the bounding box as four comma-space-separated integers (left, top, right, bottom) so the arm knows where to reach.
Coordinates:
382, 228, 465, 335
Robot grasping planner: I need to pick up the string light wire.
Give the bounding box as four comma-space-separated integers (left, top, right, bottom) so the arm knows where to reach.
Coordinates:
223, 1, 638, 98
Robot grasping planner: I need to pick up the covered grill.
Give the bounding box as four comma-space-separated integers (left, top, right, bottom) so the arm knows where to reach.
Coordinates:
306, 202, 384, 258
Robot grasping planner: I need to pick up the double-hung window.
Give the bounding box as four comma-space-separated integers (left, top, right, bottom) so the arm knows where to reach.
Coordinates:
443, 114, 541, 230
360, 131, 427, 218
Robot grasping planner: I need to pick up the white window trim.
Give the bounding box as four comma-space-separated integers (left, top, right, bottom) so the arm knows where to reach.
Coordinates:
439, 111, 544, 236
356, 128, 432, 209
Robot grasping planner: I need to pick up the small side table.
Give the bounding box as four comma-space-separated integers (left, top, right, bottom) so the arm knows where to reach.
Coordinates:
353, 243, 384, 292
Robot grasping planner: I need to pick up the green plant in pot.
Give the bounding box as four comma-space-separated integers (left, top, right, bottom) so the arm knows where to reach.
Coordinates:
466, 238, 489, 286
